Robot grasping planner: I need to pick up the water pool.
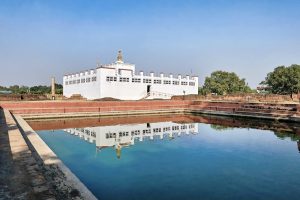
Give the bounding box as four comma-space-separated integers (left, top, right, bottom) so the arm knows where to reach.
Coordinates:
34, 115, 300, 200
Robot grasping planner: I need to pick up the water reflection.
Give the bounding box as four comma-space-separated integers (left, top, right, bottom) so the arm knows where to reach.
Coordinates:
63, 122, 198, 158
28, 114, 300, 153
35, 114, 300, 200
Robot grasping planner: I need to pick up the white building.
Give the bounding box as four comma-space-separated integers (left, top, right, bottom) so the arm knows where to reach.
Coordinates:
64, 121, 198, 158
63, 51, 199, 100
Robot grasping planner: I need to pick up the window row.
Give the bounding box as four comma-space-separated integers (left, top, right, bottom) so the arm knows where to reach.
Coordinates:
106, 76, 195, 86
106, 76, 117, 82
66, 71, 96, 79
104, 124, 195, 139
132, 78, 141, 83
143, 79, 151, 83
120, 77, 129, 82
75, 128, 96, 137
65, 77, 97, 85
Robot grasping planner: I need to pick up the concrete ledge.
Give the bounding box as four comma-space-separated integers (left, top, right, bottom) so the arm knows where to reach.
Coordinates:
14, 115, 97, 200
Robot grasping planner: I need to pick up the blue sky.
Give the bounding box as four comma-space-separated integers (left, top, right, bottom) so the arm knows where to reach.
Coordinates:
1, 0, 300, 87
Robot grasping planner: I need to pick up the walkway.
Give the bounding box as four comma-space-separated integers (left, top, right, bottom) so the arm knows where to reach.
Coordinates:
0, 109, 55, 200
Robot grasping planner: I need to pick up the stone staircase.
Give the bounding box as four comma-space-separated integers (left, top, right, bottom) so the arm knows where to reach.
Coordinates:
142, 91, 174, 100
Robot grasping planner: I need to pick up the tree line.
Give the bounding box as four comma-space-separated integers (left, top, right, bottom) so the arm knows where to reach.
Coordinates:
1, 64, 299, 96
200, 64, 300, 96
0, 84, 63, 95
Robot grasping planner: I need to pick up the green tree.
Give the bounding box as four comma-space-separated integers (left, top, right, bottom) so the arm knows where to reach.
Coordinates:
55, 83, 63, 94
18, 86, 29, 94
202, 71, 251, 95
198, 87, 206, 95
1, 84, 64, 95
30, 85, 51, 94
261, 64, 300, 97
0, 85, 9, 90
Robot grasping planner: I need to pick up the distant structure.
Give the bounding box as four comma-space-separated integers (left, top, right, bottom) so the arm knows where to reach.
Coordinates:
63, 51, 199, 100
256, 84, 271, 94
0, 90, 12, 94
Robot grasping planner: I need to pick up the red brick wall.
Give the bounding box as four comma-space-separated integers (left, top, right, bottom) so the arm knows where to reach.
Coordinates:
0, 94, 48, 101
0, 100, 298, 116
0, 100, 192, 114
172, 93, 298, 102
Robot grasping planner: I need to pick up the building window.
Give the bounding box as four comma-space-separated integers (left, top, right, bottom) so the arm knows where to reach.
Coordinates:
119, 131, 129, 137
106, 132, 116, 139
189, 82, 195, 86
143, 79, 152, 83
132, 78, 141, 83
86, 78, 91, 82
85, 130, 90, 135
172, 126, 179, 131
163, 127, 171, 132
173, 81, 179, 85
120, 77, 129, 82
81, 78, 85, 83
91, 131, 96, 137
65, 81, 68, 85
153, 128, 161, 133
163, 80, 171, 84
131, 130, 140, 135
189, 124, 195, 129
143, 129, 151, 134
106, 76, 117, 82
92, 77, 97, 82
154, 79, 161, 84
77, 79, 80, 84
181, 81, 187, 85
72, 80, 76, 84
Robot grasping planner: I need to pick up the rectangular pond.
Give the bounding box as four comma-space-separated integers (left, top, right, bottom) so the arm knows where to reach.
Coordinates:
28, 114, 300, 200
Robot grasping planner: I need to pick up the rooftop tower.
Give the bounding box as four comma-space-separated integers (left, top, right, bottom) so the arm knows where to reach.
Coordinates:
116, 50, 124, 64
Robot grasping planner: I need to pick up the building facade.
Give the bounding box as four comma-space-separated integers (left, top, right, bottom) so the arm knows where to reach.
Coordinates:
63, 51, 199, 100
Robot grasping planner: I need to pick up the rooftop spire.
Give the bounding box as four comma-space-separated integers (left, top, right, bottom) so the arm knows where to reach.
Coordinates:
116, 50, 124, 64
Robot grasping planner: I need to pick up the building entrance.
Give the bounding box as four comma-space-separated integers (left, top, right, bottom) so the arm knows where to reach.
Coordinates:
147, 85, 151, 93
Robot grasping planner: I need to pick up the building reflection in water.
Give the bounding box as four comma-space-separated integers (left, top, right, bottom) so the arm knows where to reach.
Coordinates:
63, 121, 198, 158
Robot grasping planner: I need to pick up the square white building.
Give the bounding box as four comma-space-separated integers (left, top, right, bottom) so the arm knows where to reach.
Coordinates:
63, 51, 198, 100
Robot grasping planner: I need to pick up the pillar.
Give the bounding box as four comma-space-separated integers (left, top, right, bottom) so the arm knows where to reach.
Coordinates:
51, 77, 55, 100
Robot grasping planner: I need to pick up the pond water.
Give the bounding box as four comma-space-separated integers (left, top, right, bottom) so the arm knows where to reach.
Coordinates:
34, 115, 300, 200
